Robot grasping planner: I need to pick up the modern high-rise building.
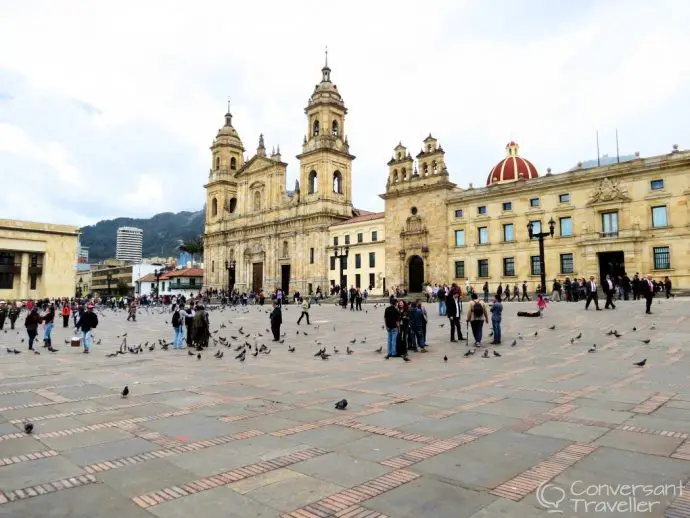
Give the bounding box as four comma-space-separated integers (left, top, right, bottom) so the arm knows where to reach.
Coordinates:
116, 227, 143, 263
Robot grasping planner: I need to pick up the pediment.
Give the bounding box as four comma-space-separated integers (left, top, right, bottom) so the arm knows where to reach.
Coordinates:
236, 155, 286, 177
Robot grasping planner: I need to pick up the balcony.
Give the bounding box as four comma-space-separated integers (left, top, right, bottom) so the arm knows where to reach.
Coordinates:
167, 282, 199, 291
0, 263, 21, 274
576, 228, 643, 246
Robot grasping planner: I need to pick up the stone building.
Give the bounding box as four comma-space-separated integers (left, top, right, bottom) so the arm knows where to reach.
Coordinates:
0, 219, 79, 300
382, 141, 690, 292
328, 212, 386, 295
204, 57, 361, 295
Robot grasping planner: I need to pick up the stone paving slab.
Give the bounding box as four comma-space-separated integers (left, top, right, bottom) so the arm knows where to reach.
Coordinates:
1, 299, 690, 516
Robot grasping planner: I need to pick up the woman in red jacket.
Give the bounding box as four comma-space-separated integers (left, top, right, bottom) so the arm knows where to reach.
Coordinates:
61, 302, 71, 328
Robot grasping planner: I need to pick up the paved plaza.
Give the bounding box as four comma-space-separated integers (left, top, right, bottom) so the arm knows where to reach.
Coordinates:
1, 297, 690, 517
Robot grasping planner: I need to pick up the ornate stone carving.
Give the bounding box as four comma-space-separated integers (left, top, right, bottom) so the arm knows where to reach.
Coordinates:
588, 178, 630, 205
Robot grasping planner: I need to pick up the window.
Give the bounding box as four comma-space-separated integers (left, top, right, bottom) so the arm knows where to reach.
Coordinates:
559, 193, 570, 203
653, 246, 670, 269
369, 273, 375, 289
211, 197, 218, 217
334, 236, 339, 246
0, 273, 13, 289
308, 283, 313, 294
454, 260, 465, 279
559, 217, 573, 237
308, 171, 318, 194
30, 254, 39, 267
253, 191, 261, 211
313, 120, 320, 136
371, 231, 378, 242
341, 255, 348, 269
345, 235, 350, 245
369, 252, 375, 268
310, 248, 314, 264
454, 209, 463, 218
190, 278, 196, 286
478, 206, 487, 215
355, 274, 361, 288
477, 259, 489, 278
650, 179, 664, 190
0, 252, 14, 266
333, 171, 342, 193
503, 257, 515, 277
560, 253, 574, 274
601, 212, 619, 236
503, 224, 514, 242
211, 261, 214, 273
229, 197, 237, 213
478, 227, 489, 245
282, 241, 289, 257
454, 229, 465, 247
162, 282, 166, 292
355, 254, 361, 269
330, 256, 336, 270
529, 197, 540, 207
529, 220, 541, 239
230, 157, 237, 170
530, 255, 542, 276
357, 233, 363, 243
332, 120, 339, 137
502, 202, 512, 211
215, 156, 220, 170
651, 206, 668, 228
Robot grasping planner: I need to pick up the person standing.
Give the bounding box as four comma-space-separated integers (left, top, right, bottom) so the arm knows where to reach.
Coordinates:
490, 295, 503, 345
467, 293, 489, 346
496, 283, 503, 301
60, 302, 71, 328
409, 300, 426, 353
584, 276, 601, 310
551, 279, 561, 302
603, 275, 616, 309
8, 302, 20, 330
24, 308, 41, 351
192, 305, 210, 349
270, 300, 282, 341
297, 297, 310, 325
171, 306, 184, 349
0, 301, 6, 330
182, 304, 195, 349
446, 290, 464, 342
521, 281, 530, 301
80, 304, 99, 353
349, 286, 356, 311
643, 274, 656, 314
437, 285, 446, 316
632, 273, 641, 300
355, 288, 363, 311
482, 282, 489, 302
536, 294, 548, 317
664, 276, 674, 299
41, 304, 56, 348
126, 301, 137, 321
383, 299, 401, 359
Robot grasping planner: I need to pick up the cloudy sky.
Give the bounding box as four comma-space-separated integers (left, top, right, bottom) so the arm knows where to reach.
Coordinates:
1, 0, 689, 226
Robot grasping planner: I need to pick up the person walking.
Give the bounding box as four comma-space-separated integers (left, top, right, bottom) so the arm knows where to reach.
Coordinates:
437, 285, 446, 316
61, 302, 71, 328
446, 290, 464, 342
41, 304, 56, 348
80, 304, 99, 353
467, 293, 489, 346
24, 308, 41, 351
490, 294, 503, 345
584, 276, 601, 310
270, 300, 282, 341
126, 301, 137, 321
664, 276, 674, 299
643, 274, 656, 314
383, 299, 401, 359
521, 281, 530, 301
297, 297, 310, 325
603, 275, 616, 309
171, 306, 184, 349
536, 294, 548, 317
8, 302, 20, 330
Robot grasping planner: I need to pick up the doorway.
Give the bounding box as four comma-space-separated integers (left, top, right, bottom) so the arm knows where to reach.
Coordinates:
408, 255, 424, 292
597, 251, 625, 282
252, 262, 263, 293
281, 264, 291, 294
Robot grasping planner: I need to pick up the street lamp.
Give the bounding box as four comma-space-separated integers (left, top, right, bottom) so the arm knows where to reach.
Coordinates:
154, 268, 162, 297
333, 245, 350, 290
106, 271, 113, 297
527, 217, 556, 295
225, 260, 236, 297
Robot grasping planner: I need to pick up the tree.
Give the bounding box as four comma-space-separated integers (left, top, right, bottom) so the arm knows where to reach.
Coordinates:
179, 235, 204, 263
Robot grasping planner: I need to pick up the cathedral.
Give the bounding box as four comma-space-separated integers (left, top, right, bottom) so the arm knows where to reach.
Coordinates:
203, 58, 359, 295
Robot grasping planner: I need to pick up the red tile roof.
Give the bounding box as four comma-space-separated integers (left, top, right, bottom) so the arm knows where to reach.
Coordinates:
164, 268, 204, 278
331, 211, 385, 226
136, 273, 158, 282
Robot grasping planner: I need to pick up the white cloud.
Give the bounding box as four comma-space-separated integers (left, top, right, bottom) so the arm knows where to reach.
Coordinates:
0, 0, 689, 226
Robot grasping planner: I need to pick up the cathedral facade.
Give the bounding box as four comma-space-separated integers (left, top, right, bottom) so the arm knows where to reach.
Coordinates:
203, 60, 359, 295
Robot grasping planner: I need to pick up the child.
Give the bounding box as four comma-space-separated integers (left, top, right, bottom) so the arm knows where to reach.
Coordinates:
537, 294, 548, 317
490, 294, 503, 344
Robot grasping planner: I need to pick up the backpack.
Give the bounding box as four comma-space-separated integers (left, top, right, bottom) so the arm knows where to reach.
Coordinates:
472, 301, 484, 318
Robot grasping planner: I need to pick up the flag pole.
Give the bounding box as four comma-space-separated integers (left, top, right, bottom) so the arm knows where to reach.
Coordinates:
596, 130, 601, 167
616, 128, 620, 163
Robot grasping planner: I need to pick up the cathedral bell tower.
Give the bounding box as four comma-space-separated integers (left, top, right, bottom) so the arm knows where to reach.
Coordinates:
296, 52, 355, 216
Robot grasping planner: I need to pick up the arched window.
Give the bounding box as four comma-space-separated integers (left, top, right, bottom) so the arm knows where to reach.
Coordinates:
211, 197, 218, 217
215, 157, 220, 170
211, 260, 214, 273
333, 171, 343, 194
432, 160, 438, 174
253, 191, 261, 211
282, 241, 289, 257
313, 120, 320, 136
427, 144, 432, 152
308, 171, 318, 194
332, 120, 339, 137
230, 157, 237, 170
401, 167, 406, 179
392, 171, 399, 183
423, 163, 429, 176
229, 197, 237, 213
397, 152, 401, 159
402, 169, 407, 181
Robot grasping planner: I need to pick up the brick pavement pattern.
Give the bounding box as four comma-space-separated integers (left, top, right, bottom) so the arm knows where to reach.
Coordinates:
1, 298, 690, 517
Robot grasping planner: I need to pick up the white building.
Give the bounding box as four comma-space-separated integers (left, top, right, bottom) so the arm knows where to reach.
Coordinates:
116, 227, 143, 263
135, 267, 204, 297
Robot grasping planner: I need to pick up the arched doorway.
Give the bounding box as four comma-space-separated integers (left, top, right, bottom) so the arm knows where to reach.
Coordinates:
408, 255, 424, 293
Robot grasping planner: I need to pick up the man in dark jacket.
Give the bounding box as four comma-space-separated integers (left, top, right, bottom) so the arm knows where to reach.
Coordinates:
269, 301, 282, 341
383, 299, 400, 359
8, 303, 20, 330
192, 305, 209, 349
409, 300, 426, 353
80, 304, 99, 353
446, 290, 464, 342
642, 274, 656, 314
584, 276, 601, 310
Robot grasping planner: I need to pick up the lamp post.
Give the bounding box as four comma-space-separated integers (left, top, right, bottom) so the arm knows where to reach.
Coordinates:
333, 245, 350, 290
106, 271, 113, 297
527, 218, 556, 295
225, 260, 236, 297
154, 268, 162, 297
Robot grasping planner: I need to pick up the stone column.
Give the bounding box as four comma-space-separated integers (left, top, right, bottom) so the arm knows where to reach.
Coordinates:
19, 252, 29, 299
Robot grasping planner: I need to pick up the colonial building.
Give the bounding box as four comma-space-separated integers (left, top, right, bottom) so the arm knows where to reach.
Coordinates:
204, 57, 360, 295
382, 141, 690, 292
0, 219, 79, 300
328, 212, 386, 295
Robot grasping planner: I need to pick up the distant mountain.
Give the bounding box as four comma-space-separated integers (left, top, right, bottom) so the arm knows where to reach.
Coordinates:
80, 209, 205, 262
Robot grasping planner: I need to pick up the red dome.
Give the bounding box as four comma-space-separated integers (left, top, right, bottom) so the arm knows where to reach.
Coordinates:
486, 142, 538, 186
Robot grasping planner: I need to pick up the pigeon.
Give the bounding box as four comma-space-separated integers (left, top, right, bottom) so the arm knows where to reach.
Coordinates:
349, 338, 356, 344
33, 350, 40, 355
375, 346, 382, 354
262, 348, 271, 355
279, 339, 285, 344
633, 358, 647, 367
24, 422, 34, 434
575, 332, 582, 339
482, 349, 489, 358
216, 351, 224, 359
213, 350, 221, 358
493, 350, 501, 357
320, 352, 330, 360
334, 399, 348, 410
188, 349, 195, 356
303, 332, 308, 336
587, 345, 597, 353
443, 354, 448, 362
439, 323, 445, 328
12, 349, 20, 354
288, 345, 295, 352
534, 331, 538, 337
510, 339, 517, 347
632, 327, 637, 331
569, 338, 575, 345
314, 348, 325, 357
463, 349, 473, 357
548, 324, 556, 330
641, 339, 651, 344
121, 386, 129, 398
252, 348, 259, 357
197, 353, 201, 360
105, 352, 118, 358
333, 346, 339, 354
346, 346, 353, 355
613, 332, 622, 338
234, 344, 244, 351
148, 344, 155, 351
